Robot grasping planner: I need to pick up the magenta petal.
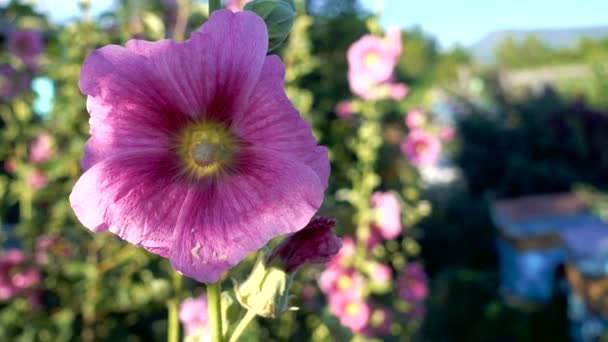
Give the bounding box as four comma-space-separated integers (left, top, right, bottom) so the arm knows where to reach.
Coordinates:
70, 150, 183, 255
235, 56, 330, 187
169, 147, 325, 283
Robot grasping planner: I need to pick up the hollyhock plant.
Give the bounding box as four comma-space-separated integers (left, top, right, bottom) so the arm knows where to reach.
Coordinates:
8, 29, 44, 67
69, 10, 329, 283
405, 109, 425, 130
371, 191, 402, 240
179, 295, 210, 339
400, 129, 441, 166
398, 262, 429, 302
29, 133, 55, 164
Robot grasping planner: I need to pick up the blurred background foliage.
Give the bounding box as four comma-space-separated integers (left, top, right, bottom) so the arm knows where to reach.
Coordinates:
1, 0, 608, 341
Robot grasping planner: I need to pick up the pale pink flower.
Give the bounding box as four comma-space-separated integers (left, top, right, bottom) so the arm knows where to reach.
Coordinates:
398, 262, 429, 302
371, 192, 401, 240
69, 10, 329, 283
400, 129, 441, 166
369, 262, 392, 285
29, 133, 54, 164
319, 268, 364, 299
335, 100, 355, 118
327, 236, 355, 268
389, 83, 408, 100
27, 170, 47, 190
347, 30, 401, 84
8, 30, 44, 67
329, 295, 371, 333
405, 109, 425, 130
179, 295, 210, 339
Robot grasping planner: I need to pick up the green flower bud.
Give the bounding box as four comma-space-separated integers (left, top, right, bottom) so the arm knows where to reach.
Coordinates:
244, 0, 296, 52
234, 249, 293, 318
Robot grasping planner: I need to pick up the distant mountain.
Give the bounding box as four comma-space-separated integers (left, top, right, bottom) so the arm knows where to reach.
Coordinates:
470, 26, 608, 64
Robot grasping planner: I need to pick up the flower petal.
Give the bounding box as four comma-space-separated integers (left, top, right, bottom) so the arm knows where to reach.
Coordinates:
169, 147, 325, 283
234, 56, 330, 187
126, 9, 268, 123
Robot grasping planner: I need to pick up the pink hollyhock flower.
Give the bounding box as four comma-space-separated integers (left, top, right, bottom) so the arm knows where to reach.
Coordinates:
371, 192, 401, 240
319, 268, 364, 299
27, 170, 47, 190
226, 0, 252, 12
400, 129, 441, 166
29, 133, 55, 164
329, 295, 371, 333
440, 126, 455, 141
8, 30, 44, 67
69, 10, 329, 283
347, 30, 401, 85
267, 217, 341, 273
369, 262, 392, 285
398, 262, 429, 302
335, 101, 355, 118
0, 249, 40, 300
330, 236, 355, 267
405, 109, 425, 130
179, 295, 210, 339
389, 83, 408, 100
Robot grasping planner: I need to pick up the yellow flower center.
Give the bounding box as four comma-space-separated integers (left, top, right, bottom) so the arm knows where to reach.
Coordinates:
365, 52, 380, 67
345, 301, 360, 316
337, 275, 353, 290
176, 121, 236, 178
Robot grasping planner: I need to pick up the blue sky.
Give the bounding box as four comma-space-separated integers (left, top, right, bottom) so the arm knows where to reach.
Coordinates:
8, 0, 608, 47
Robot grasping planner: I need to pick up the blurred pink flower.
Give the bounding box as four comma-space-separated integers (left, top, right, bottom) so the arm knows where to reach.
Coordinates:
398, 262, 429, 302
389, 83, 408, 100
330, 236, 355, 267
400, 129, 441, 166
335, 100, 355, 118
0, 249, 40, 300
226, 0, 252, 11
179, 295, 210, 339
29, 133, 54, 164
369, 262, 392, 285
319, 267, 364, 300
329, 295, 371, 333
347, 30, 401, 84
267, 217, 341, 273
405, 109, 425, 130
69, 10, 329, 283
8, 30, 44, 67
347, 29, 405, 100
4, 159, 16, 174
371, 191, 401, 240
27, 170, 47, 190
440, 126, 455, 141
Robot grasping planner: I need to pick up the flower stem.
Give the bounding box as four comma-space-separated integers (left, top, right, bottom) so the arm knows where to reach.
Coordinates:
208, 281, 223, 342
228, 309, 256, 342
167, 271, 183, 342
209, 0, 221, 14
